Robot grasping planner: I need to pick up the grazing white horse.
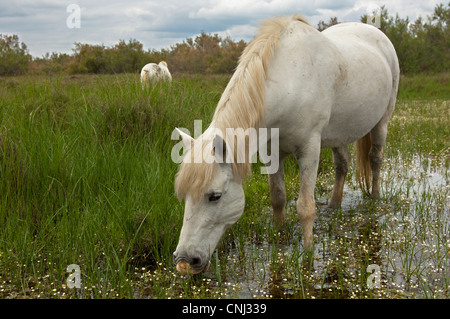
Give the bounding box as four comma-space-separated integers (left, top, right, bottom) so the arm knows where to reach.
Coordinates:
140, 61, 172, 87
173, 15, 399, 275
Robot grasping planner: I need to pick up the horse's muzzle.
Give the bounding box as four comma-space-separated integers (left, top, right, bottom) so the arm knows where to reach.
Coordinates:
173, 252, 210, 275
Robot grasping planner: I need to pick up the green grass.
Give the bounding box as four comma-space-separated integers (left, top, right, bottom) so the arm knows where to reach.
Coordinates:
0, 73, 227, 298
0, 72, 448, 298
397, 72, 450, 100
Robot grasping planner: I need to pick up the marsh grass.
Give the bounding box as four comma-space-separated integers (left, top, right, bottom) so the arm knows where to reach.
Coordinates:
0, 72, 448, 298
0, 73, 227, 298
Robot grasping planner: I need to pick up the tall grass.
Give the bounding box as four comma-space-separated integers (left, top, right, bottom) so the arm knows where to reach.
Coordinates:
0, 73, 228, 297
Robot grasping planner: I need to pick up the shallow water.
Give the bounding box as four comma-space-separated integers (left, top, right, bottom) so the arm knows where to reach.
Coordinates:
200, 154, 449, 299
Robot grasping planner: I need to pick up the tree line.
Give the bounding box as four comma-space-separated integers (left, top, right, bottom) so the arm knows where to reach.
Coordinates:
1, 3, 448, 76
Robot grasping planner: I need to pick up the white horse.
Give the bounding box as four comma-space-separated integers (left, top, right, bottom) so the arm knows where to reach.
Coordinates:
140, 61, 172, 87
173, 15, 399, 275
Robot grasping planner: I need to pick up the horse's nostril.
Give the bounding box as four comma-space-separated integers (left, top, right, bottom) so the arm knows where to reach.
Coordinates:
192, 258, 201, 266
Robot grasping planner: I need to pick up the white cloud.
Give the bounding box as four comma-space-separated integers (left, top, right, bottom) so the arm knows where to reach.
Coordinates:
189, 0, 358, 22
191, 0, 299, 19
216, 24, 259, 42
0, 0, 444, 57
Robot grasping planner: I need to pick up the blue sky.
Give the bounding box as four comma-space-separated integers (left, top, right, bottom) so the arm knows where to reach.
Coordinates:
0, 0, 443, 57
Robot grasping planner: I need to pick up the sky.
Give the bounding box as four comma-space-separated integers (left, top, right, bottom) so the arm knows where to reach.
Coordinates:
0, 0, 444, 58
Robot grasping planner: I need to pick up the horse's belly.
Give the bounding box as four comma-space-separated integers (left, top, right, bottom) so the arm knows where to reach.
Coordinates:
321, 114, 379, 148
321, 60, 392, 147
320, 96, 389, 148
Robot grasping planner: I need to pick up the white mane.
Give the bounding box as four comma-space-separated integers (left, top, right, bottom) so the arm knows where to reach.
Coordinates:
175, 15, 310, 203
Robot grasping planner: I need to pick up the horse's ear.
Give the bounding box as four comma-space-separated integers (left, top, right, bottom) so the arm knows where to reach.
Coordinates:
175, 128, 194, 152
212, 134, 227, 164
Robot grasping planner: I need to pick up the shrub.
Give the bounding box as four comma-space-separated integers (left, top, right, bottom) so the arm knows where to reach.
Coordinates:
0, 34, 32, 75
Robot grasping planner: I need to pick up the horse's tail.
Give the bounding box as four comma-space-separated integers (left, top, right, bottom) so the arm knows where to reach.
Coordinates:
355, 133, 372, 195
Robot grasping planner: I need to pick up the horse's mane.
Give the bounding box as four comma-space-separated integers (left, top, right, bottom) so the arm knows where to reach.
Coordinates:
175, 15, 309, 203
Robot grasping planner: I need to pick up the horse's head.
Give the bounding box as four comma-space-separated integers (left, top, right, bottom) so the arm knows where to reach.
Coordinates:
173, 129, 245, 275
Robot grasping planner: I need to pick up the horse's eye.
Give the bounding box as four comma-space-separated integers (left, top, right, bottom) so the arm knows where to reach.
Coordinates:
208, 192, 222, 202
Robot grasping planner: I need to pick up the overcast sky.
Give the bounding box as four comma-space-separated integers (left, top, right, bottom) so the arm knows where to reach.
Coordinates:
0, 0, 443, 58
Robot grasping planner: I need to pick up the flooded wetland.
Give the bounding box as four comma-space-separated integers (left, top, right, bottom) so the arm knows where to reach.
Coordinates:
135, 97, 449, 299
136, 152, 449, 299
0, 74, 448, 299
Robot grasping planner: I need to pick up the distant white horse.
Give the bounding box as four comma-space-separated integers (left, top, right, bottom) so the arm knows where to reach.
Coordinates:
140, 61, 172, 87
172, 15, 399, 275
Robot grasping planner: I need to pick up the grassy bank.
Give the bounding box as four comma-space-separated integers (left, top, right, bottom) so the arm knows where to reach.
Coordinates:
0, 72, 448, 298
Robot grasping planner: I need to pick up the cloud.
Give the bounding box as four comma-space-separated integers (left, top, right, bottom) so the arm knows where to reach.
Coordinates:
0, 0, 443, 57
214, 24, 258, 43
191, 0, 301, 20
340, 0, 441, 23
189, 0, 356, 21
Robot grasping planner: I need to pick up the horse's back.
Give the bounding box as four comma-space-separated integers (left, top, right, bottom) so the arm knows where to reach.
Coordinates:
322, 23, 399, 77
141, 63, 158, 74
265, 21, 399, 150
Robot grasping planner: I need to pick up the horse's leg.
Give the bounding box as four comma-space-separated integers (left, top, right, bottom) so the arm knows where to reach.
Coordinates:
269, 158, 286, 229
328, 146, 350, 209
295, 136, 321, 250
369, 125, 387, 199
369, 93, 396, 198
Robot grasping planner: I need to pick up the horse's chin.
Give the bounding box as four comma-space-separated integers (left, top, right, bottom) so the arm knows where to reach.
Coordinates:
176, 261, 210, 275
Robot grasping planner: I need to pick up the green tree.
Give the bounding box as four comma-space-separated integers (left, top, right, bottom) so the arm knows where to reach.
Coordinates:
420, 3, 450, 72
69, 43, 107, 74
165, 32, 245, 74
317, 17, 340, 31
31, 52, 73, 74
0, 34, 32, 75
109, 39, 147, 73
361, 3, 449, 74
